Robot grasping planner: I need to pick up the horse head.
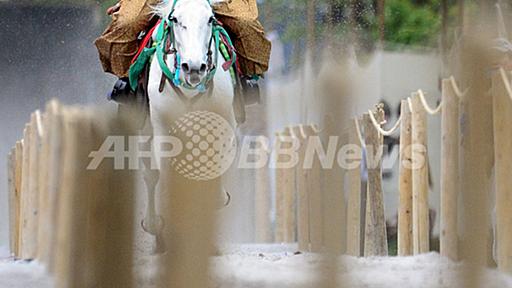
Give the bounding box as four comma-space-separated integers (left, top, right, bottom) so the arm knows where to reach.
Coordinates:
155, 0, 226, 89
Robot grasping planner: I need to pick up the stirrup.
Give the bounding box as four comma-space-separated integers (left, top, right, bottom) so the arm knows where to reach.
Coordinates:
108, 78, 134, 104
241, 76, 261, 106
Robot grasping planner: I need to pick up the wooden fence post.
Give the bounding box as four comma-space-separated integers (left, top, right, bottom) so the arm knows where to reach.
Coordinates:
160, 176, 219, 288
306, 125, 323, 252
8, 148, 15, 256
363, 110, 388, 256
493, 70, 512, 273
99, 113, 137, 288
14, 141, 23, 257
41, 100, 63, 270
54, 108, 135, 288
19, 123, 29, 259
295, 125, 310, 251
284, 127, 297, 243
274, 128, 296, 243
274, 131, 285, 242
459, 43, 494, 281
27, 112, 42, 259
158, 115, 220, 288
410, 94, 429, 255
53, 108, 95, 287
346, 120, 362, 256
254, 135, 272, 243
398, 99, 413, 256
20, 112, 42, 260
321, 120, 346, 255
440, 79, 460, 260
37, 111, 49, 263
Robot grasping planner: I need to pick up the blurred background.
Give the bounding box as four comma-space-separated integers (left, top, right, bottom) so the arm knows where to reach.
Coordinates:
0, 0, 498, 250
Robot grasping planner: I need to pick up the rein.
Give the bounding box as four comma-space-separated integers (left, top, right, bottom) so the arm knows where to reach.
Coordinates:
155, 0, 236, 93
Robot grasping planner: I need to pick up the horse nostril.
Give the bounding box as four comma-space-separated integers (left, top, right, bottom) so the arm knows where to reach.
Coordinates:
200, 63, 207, 73
181, 63, 190, 73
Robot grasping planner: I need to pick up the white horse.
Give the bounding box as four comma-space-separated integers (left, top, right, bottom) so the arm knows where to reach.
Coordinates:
140, 0, 236, 246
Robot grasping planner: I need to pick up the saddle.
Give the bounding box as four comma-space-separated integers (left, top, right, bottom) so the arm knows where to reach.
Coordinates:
123, 17, 247, 128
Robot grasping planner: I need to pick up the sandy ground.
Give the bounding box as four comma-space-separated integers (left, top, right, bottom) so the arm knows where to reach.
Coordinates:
2, 243, 512, 288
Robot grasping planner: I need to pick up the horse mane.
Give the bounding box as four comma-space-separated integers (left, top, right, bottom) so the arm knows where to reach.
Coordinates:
152, 0, 226, 19
152, 1, 174, 19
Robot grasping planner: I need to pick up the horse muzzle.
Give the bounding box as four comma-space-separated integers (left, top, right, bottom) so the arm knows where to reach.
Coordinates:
185, 72, 203, 86
181, 62, 208, 87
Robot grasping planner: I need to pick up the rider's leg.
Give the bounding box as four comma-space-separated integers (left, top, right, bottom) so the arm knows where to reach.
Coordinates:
231, 21, 271, 77
214, 16, 271, 106
95, 0, 158, 100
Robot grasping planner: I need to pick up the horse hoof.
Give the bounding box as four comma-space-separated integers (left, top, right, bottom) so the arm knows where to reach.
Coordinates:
141, 215, 164, 236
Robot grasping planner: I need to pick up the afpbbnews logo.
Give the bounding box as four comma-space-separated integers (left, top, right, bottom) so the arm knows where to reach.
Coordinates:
87, 135, 427, 174
87, 111, 426, 180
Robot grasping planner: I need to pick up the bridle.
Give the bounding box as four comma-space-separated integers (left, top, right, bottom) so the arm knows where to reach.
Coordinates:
155, 0, 236, 98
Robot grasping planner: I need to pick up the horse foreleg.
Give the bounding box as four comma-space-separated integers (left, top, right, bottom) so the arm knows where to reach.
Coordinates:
141, 156, 163, 236
138, 120, 163, 233
141, 156, 167, 254
139, 121, 166, 253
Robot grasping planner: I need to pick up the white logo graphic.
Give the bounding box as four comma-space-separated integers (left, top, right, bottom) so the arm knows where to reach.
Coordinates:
169, 111, 237, 181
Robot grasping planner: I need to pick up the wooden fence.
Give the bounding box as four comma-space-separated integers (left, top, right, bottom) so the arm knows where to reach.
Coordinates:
8, 102, 137, 287
6, 101, 218, 288
271, 71, 512, 273
5, 72, 512, 287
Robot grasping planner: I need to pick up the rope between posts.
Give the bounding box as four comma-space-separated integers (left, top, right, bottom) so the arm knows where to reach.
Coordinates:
449, 76, 467, 99
310, 124, 324, 134
354, 77, 468, 148
368, 109, 402, 136
417, 90, 443, 115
